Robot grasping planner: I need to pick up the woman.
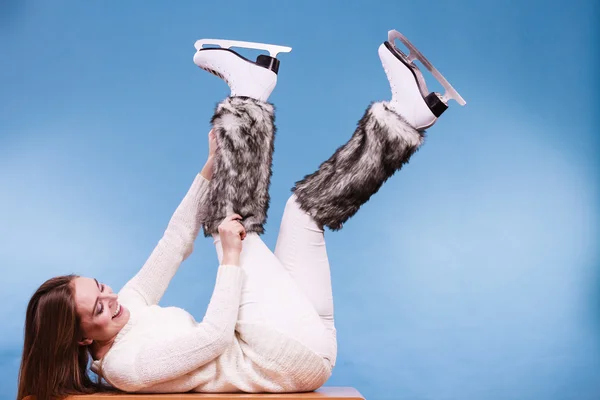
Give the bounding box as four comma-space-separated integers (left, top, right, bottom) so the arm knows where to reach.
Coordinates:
17, 30, 464, 400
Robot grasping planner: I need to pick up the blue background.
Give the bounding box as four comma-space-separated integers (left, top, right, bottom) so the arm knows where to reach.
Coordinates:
1, 1, 598, 399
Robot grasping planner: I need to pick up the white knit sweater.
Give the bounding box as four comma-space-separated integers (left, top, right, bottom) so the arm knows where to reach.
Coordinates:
91, 174, 331, 393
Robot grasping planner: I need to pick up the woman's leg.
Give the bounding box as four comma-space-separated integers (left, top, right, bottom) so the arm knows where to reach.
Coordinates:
266, 99, 425, 371
212, 232, 336, 364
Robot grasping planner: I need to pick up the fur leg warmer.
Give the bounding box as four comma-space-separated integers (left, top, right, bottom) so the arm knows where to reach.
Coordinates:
202, 96, 276, 236
292, 102, 425, 230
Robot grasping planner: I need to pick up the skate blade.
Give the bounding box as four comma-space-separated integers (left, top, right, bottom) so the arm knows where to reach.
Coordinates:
387, 30, 466, 106
194, 39, 292, 58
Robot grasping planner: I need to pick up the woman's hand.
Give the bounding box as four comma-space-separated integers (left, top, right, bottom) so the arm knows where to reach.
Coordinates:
200, 130, 218, 181
218, 214, 246, 266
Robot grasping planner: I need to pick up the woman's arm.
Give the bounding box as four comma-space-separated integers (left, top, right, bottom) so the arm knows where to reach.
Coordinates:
104, 264, 244, 392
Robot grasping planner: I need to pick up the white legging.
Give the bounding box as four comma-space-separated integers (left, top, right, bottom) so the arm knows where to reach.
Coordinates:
212, 194, 337, 366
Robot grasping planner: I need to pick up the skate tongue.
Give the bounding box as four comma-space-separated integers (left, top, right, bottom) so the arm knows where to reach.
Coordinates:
387, 30, 466, 106
194, 38, 292, 58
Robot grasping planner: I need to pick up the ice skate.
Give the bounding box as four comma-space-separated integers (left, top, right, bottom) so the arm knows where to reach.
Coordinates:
379, 30, 466, 130
193, 38, 292, 102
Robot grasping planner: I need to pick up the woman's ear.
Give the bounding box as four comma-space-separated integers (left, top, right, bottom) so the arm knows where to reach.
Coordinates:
78, 338, 93, 346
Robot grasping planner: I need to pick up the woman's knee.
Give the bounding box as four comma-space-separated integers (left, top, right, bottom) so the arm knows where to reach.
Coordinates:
283, 194, 321, 231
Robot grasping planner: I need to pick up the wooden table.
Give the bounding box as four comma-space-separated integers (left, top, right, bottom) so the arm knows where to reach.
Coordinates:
60, 387, 365, 400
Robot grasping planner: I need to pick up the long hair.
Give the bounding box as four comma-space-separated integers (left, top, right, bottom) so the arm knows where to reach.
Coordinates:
17, 275, 112, 400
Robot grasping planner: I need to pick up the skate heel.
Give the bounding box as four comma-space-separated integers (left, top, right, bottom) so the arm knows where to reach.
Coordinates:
256, 55, 281, 74
424, 92, 448, 117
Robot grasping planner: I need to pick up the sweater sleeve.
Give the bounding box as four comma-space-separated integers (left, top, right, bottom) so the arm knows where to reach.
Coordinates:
103, 265, 244, 392
119, 173, 210, 306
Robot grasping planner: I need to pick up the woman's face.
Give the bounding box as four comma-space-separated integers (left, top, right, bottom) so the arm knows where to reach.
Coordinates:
71, 277, 130, 344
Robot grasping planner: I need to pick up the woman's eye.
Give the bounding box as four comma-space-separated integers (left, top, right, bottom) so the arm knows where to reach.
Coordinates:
97, 303, 104, 315
100, 284, 105, 292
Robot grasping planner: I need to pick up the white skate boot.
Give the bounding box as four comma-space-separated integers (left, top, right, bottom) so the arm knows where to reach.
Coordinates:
193, 38, 292, 102
379, 30, 466, 130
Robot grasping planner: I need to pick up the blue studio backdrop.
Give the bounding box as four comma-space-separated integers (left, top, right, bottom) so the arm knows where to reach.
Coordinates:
0, 1, 598, 399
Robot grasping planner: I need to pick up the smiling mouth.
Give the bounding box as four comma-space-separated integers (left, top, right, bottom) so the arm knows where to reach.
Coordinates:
111, 303, 122, 319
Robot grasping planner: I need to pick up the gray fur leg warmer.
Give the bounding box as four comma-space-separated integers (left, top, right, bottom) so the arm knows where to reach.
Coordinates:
202, 96, 275, 236
292, 102, 425, 230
